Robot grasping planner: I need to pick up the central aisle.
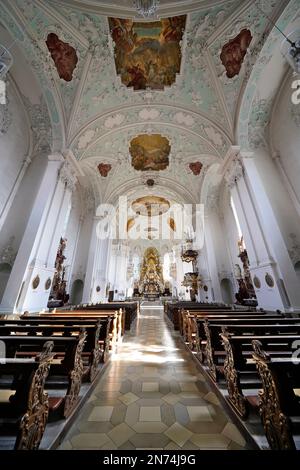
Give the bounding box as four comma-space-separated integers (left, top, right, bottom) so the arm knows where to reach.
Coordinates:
60, 303, 247, 450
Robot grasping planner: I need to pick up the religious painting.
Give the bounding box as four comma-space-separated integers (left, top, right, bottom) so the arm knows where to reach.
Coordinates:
265, 273, 274, 288
129, 134, 170, 171
131, 195, 170, 216
46, 33, 78, 81
32, 274, 40, 290
45, 277, 52, 291
98, 163, 112, 177
108, 16, 186, 90
189, 162, 203, 175
220, 29, 252, 78
253, 275, 261, 289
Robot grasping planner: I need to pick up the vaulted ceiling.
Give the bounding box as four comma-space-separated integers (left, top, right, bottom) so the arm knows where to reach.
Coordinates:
0, 0, 295, 207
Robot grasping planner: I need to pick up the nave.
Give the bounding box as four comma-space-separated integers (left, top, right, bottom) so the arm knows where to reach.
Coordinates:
59, 302, 248, 451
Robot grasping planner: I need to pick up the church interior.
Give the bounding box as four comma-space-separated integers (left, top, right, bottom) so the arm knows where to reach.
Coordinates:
0, 0, 300, 455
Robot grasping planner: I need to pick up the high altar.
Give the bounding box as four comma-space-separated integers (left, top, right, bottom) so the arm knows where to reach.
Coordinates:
139, 247, 164, 298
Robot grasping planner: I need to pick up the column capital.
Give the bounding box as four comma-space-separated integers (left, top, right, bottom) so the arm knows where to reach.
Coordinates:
59, 161, 77, 191
224, 154, 244, 189
240, 150, 255, 160
48, 152, 64, 162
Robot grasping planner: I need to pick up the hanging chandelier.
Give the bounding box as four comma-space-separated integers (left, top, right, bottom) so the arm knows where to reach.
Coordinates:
281, 30, 300, 74
255, 2, 300, 74
133, 0, 159, 18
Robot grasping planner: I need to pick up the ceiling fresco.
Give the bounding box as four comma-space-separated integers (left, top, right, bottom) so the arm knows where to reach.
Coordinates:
129, 134, 171, 171
108, 16, 186, 91
131, 196, 171, 216
1, 0, 297, 206
46, 32, 79, 82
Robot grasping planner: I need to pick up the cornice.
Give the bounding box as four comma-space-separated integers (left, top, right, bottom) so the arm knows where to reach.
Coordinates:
49, 0, 234, 19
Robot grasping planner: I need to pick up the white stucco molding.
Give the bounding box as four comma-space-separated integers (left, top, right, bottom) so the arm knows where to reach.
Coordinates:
222, 146, 244, 189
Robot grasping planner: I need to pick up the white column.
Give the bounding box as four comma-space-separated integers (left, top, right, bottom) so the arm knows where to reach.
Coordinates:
82, 217, 99, 303
0, 155, 32, 232
225, 149, 300, 311
0, 155, 77, 313
66, 215, 84, 291
90, 237, 111, 303
197, 244, 214, 302
241, 152, 300, 311
173, 246, 185, 299
114, 243, 128, 299
204, 215, 222, 302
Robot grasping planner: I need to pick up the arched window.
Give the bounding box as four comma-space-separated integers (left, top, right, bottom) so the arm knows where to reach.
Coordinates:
163, 252, 171, 281
230, 197, 243, 239
133, 254, 140, 279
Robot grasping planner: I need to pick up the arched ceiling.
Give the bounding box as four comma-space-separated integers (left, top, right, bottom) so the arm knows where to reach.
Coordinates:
0, 0, 294, 206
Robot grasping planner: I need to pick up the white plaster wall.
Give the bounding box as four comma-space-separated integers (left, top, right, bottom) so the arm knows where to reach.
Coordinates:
221, 189, 242, 293
69, 209, 94, 289
271, 76, 300, 207
271, 73, 300, 262
0, 153, 48, 262
64, 190, 83, 291
0, 83, 30, 218
250, 148, 300, 270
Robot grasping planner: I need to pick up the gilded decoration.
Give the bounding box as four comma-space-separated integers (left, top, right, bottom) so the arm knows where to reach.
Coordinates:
139, 247, 164, 295
109, 16, 186, 90
129, 134, 170, 171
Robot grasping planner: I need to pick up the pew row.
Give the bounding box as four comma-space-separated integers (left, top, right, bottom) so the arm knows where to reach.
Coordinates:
0, 331, 87, 420
0, 319, 107, 381
252, 340, 300, 450
68, 302, 138, 331
0, 341, 53, 450
22, 310, 118, 357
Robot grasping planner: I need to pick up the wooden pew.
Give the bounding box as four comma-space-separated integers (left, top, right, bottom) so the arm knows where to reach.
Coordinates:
182, 311, 281, 356
0, 341, 53, 449
194, 316, 300, 371
0, 320, 103, 382
0, 331, 87, 419
21, 312, 114, 360
219, 330, 300, 420
46, 309, 122, 350
71, 302, 138, 331
181, 309, 269, 344
252, 340, 300, 450
165, 301, 232, 329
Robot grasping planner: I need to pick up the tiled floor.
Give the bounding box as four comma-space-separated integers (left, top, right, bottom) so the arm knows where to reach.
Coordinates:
59, 302, 248, 450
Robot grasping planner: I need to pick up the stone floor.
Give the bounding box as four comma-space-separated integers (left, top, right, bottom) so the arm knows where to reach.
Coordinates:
59, 302, 248, 450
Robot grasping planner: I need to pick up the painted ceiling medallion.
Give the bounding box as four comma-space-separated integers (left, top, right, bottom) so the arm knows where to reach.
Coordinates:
46, 33, 78, 82
129, 134, 170, 171
98, 163, 112, 177
220, 29, 252, 78
189, 162, 203, 175
108, 16, 186, 90
131, 195, 170, 216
